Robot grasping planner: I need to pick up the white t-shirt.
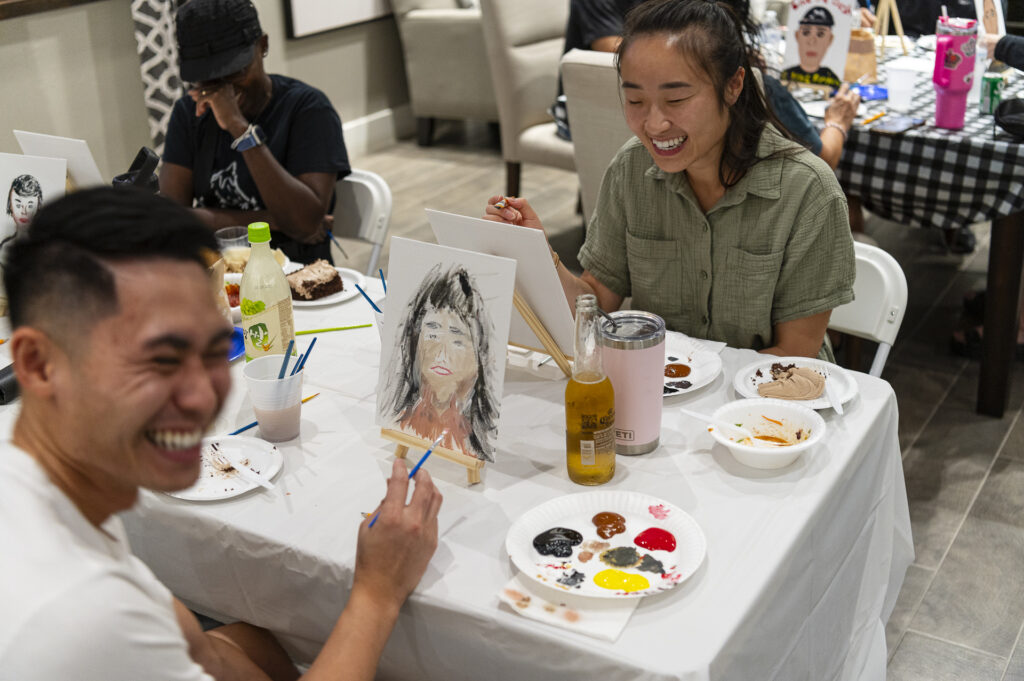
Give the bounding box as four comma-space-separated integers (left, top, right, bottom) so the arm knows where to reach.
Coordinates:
0, 443, 213, 680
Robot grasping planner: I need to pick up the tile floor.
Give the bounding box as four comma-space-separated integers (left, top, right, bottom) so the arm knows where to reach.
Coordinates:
344, 122, 1024, 680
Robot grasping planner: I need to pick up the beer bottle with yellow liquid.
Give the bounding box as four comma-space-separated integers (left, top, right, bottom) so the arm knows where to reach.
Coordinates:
565, 294, 615, 485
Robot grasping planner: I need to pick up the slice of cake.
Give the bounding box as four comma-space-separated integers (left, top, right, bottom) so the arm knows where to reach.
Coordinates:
287, 259, 344, 301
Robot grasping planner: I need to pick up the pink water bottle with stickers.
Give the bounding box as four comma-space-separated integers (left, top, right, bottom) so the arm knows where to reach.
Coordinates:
933, 16, 977, 129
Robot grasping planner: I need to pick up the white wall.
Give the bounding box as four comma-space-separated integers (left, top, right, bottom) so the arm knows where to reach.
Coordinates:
0, 0, 412, 180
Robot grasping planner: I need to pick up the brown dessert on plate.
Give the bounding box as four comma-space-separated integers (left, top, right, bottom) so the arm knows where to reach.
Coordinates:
287, 259, 344, 301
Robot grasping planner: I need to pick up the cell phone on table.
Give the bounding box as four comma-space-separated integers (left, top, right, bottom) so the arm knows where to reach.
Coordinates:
871, 116, 926, 135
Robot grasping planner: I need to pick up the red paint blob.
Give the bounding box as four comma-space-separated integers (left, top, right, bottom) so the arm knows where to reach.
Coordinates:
634, 527, 677, 552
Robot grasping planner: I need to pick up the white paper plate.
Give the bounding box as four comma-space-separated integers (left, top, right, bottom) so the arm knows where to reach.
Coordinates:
663, 341, 723, 398
506, 490, 706, 598
289, 266, 367, 307
165, 436, 283, 502
732, 356, 858, 410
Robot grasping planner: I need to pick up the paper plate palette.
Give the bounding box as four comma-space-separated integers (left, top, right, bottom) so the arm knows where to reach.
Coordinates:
166, 436, 283, 502
663, 336, 723, 398
506, 490, 706, 598
732, 356, 858, 411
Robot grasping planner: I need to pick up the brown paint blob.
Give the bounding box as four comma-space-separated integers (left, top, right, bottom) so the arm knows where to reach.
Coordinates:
665, 363, 692, 378
592, 511, 627, 539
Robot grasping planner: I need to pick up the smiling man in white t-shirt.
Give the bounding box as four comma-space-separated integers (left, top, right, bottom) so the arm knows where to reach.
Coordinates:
0, 187, 441, 680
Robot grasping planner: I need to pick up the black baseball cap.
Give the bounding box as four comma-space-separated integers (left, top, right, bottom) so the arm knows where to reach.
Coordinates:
799, 7, 835, 26
175, 0, 263, 83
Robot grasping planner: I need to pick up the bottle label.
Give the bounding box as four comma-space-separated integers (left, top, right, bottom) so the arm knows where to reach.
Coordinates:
593, 425, 615, 452
581, 439, 595, 465
242, 298, 294, 360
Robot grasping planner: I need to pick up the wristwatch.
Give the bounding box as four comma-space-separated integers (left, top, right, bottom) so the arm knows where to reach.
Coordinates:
231, 124, 266, 152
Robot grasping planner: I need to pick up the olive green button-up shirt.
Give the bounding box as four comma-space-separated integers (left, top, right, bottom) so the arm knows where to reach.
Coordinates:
578, 127, 855, 360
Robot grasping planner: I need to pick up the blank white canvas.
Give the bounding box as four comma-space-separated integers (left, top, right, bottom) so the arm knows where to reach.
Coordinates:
14, 130, 104, 188
288, 0, 392, 38
427, 209, 575, 357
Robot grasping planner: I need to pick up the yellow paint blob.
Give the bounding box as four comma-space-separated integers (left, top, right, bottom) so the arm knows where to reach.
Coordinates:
593, 569, 650, 592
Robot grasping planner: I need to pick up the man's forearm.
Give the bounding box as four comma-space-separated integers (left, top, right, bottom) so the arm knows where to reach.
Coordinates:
239, 145, 327, 241
194, 207, 274, 230
302, 586, 402, 681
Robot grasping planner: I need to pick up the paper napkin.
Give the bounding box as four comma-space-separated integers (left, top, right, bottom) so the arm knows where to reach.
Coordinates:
498, 572, 639, 642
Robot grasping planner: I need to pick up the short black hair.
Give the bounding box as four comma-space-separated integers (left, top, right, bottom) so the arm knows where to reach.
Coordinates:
6, 174, 43, 217
4, 186, 217, 335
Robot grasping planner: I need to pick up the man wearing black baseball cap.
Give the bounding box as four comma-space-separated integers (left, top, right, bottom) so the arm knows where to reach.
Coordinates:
781, 6, 842, 89
160, 0, 350, 264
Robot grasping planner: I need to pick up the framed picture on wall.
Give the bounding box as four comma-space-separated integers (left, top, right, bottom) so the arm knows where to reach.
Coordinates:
284, 0, 392, 38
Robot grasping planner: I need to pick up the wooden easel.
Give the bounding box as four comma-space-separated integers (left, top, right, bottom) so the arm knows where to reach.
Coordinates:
512, 290, 573, 378
875, 0, 909, 59
381, 428, 485, 485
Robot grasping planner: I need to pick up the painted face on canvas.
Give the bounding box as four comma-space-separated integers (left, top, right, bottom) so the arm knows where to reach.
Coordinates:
796, 24, 834, 72
417, 306, 477, 405
8, 189, 40, 227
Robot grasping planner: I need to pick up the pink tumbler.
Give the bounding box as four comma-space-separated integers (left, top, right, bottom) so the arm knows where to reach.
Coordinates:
933, 17, 977, 130
599, 311, 665, 455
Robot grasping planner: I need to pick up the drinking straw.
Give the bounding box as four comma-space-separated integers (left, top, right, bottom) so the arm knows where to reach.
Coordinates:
296, 324, 371, 335
354, 283, 382, 313
228, 393, 321, 435
278, 340, 295, 379
293, 337, 318, 374
325, 229, 349, 259
379, 268, 387, 293
368, 431, 446, 528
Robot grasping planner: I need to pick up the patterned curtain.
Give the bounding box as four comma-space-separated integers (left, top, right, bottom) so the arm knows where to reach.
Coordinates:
131, 0, 185, 155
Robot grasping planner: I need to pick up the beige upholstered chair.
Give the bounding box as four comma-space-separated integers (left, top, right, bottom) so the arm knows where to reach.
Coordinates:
390, 0, 499, 145
560, 49, 633, 224
479, 0, 574, 196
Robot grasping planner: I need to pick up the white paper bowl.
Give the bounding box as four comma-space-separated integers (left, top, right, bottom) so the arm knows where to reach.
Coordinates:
709, 398, 826, 469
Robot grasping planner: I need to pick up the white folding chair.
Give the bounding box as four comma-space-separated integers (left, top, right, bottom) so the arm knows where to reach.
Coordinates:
331, 169, 393, 276
828, 242, 908, 376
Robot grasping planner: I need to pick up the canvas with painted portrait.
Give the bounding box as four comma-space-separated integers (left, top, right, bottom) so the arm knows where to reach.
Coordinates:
781, 0, 856, 89
376, 237, 517, 463
0, 152, 67, 260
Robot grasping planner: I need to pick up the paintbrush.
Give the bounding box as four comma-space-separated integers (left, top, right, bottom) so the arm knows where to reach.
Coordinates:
354, 283, 382, 314
368, 431, 447, 528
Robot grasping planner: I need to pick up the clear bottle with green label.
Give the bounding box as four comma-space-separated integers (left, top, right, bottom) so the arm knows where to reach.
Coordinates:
240, 222, 294, 360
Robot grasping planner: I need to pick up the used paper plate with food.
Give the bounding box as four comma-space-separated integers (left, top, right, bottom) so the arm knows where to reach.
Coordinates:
222, 246, 289, 273
733, 356, 858, 411
505, 490, 706, 598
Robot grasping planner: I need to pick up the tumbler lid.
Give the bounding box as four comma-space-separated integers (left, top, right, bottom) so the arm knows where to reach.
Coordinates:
599, 311, 665, 350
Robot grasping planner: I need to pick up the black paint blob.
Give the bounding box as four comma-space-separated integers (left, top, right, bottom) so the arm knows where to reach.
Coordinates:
533, 527, 583, 558
637, 554, 665, 574
557, 569, 586, 588
599, 546, 641, 568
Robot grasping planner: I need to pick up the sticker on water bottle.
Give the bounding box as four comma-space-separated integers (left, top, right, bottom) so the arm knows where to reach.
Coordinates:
242, 298, 294, 360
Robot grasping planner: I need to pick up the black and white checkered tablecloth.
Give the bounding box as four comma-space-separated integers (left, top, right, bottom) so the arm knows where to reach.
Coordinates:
791, 48, 1024, 230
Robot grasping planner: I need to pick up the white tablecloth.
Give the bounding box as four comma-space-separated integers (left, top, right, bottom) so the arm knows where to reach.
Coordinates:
7, 280, 910, 681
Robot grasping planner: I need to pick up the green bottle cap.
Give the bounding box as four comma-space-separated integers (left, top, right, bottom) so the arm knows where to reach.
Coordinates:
247, 222, 271, 244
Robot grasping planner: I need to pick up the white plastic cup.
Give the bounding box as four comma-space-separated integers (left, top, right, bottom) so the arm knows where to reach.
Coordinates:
243, 355, 303, 442
887, 68, 915, 113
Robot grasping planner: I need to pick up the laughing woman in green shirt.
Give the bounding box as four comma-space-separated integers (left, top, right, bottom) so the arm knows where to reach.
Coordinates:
485, 0, 854, 361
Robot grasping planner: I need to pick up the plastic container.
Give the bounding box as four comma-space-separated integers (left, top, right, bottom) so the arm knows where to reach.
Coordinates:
239, 222, 295, 361
242, 355, 304, 442
933, 17, 977, 130
600, 311, 665, 455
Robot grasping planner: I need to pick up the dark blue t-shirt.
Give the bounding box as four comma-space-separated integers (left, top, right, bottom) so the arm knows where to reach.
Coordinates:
163, 74, 350, 263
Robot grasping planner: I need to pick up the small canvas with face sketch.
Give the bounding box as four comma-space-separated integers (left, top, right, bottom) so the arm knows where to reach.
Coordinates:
376, 238, 516, 463
781, 0, 856, 90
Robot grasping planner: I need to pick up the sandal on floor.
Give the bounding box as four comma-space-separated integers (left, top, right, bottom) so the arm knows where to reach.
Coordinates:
951, 325, 1024, 360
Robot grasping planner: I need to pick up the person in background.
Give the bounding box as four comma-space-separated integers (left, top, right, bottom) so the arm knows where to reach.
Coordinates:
0, 187, 442, 680
490, 0, 855, 361
951, 31, 1024, 360
160, 0, 350, 265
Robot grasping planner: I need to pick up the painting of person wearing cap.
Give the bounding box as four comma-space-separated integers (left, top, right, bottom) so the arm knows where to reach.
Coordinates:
160, 0, 351, 265
782, 7, 843, 89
